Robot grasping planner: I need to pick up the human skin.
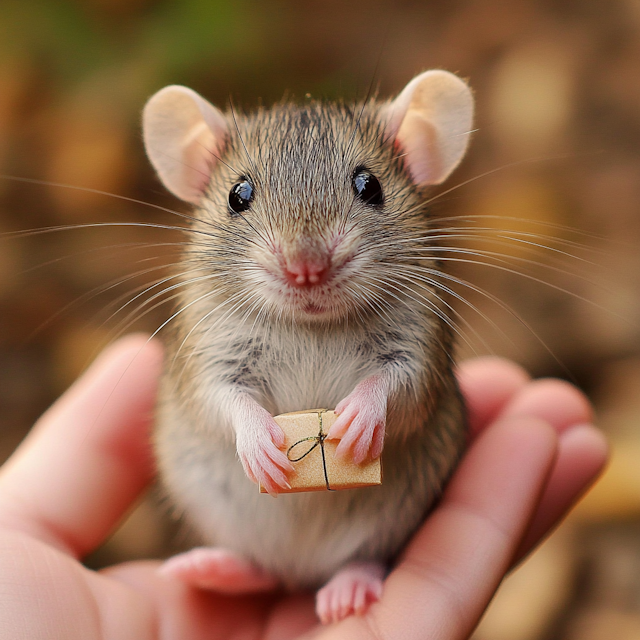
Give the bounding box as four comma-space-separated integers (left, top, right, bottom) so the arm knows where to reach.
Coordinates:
0, 335, 607, 639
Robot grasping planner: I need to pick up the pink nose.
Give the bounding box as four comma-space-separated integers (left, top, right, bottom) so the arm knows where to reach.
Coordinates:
284, 259, 329, 287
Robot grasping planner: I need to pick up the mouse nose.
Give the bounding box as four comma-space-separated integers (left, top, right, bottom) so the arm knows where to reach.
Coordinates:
284, 258, 329, 287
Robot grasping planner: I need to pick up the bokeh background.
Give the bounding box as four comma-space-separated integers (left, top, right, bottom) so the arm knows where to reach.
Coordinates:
1, 1, 640, 638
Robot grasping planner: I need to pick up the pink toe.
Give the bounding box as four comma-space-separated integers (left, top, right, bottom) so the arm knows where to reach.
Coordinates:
353, 584, 367, 614
316, 562, 385, 624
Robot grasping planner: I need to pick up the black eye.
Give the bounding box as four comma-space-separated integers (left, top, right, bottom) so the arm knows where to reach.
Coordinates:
228, 179, 253, 215
352, 169, 383, 206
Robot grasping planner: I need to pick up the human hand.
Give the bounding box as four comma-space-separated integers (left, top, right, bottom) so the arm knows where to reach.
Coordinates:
0, 336, 607, 639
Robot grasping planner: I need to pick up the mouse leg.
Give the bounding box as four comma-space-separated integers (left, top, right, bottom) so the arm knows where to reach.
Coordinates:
316, 561, 385, 624
327, 374, 389, 464
157, 547, 279, 593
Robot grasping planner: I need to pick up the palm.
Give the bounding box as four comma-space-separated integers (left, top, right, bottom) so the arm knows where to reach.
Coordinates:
0, 336, 606, 639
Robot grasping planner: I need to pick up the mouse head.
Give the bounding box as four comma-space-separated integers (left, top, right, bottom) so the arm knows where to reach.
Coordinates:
143, 71, 473, 324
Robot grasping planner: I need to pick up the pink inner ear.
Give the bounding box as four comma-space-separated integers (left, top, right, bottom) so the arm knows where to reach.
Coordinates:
180, 125, 219, 203
397, 114, 443, 186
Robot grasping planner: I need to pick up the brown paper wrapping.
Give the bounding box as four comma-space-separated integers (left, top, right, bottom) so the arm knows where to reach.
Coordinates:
259, 409, 382, 493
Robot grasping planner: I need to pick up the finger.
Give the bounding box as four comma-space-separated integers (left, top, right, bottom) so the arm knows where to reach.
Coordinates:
106, 560, 319, 640
499, 378, 594, 433
317, 415, 558, 640
0, 334, 163, 557
514, 423, 608, 561
456, 356, 530, 436
0, 529, 157, 640
487, 377, 604, 560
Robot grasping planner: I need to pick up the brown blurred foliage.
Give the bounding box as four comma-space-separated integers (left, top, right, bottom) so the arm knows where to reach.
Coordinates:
1, 1, 640, 638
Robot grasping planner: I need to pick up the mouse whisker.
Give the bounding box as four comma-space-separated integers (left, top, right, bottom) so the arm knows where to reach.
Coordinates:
168, 286, 248, 379
1, 220, 230, 244
105, 272, 223, 343
406, 254, 617, 318
171, 288, 266, 390
395, 224, 603, 258
417, 155, 581, 210
28, 259, 192, 340
395, 262, 579, 375
228, 98, 260, 179
0, 173, 240, 236
379, 268, 500, 354
431, 213, 608, 244
173, 284, 260, 365
347, 280, 396, 327
406, 245, 606, 289
361, 272, 480, 355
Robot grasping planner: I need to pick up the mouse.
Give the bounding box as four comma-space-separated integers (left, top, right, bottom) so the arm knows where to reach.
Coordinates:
142, 69, 474, 624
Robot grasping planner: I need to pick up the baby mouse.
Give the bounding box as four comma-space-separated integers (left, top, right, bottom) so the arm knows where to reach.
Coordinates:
143, 69, 473, 624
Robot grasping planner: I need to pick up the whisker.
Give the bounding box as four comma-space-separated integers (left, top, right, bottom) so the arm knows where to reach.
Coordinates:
362, 272, 483, 355
104, 272, 220, 341
422, 153, 580, 208
27, 260, 184, 339
397, 262, 587, 378
407, 255, 622, 319
0, 173, 226, 233
228, 98, 259, 178
429, 212, 609, 244
402, 245, 608, 289
1, 221, 219, 241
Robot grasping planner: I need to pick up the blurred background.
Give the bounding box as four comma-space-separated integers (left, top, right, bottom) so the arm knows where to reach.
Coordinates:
0, 0, 640, 637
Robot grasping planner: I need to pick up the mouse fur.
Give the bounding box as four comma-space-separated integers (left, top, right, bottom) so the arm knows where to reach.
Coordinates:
145, 70, 473, 598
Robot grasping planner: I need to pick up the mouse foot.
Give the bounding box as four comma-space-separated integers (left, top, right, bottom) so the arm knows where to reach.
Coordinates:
328, 374, 388, 464
316, 561, 385, 624
157, 547, 279, 594
235, 395, 294, 495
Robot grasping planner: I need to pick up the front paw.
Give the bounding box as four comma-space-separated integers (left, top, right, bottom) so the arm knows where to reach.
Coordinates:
327, 375, 388, 464
236, 404, 294, 495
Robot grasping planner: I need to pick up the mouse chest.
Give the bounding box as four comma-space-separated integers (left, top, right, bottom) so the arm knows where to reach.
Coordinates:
223, 328, 381, 414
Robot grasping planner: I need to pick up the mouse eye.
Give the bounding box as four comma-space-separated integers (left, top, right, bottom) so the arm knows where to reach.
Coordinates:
228, 179, 253, 215
352, 169, 383, 206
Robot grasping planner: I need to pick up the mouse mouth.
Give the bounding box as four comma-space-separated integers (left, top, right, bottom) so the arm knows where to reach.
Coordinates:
300, 301, 328, 315
248, 243, 363, 322
283, 287, 335, 314
253, 270, 351, 321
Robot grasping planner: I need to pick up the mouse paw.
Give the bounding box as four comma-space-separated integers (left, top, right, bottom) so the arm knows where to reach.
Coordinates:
316, 562, 385, 624
158, 547, 279, 593
235, 398, 294, 495
327, 375, 388, 464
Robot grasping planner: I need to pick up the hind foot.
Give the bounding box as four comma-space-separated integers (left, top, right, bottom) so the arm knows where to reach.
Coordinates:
316, 561, 385, 624
158, 547, 279, 594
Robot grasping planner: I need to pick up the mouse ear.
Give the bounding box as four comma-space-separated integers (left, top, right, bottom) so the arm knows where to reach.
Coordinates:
142, 85, 228, 203
382, 70, 474, 186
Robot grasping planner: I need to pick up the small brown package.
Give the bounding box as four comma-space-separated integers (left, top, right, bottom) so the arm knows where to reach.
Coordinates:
260, 409, 382, 493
